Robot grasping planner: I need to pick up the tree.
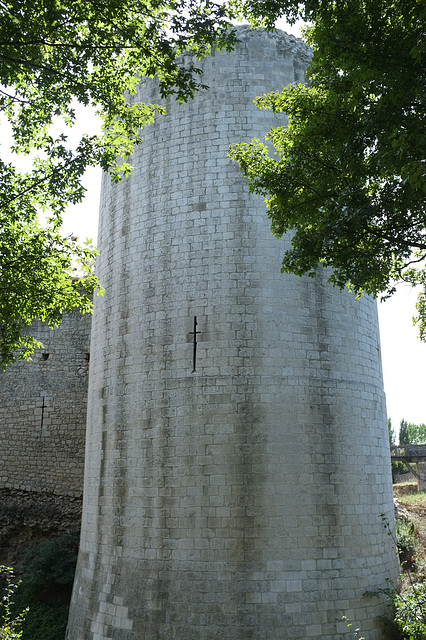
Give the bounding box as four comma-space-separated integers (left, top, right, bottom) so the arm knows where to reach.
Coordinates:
0, 0, 236, 367
399, 419, 410, 445
229, 0, 426, 338
399, 419, 426, 445
389, 417, 395, 446
389, 418, 409, 477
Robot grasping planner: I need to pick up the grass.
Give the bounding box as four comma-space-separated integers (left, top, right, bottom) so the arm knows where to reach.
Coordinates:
399, 491, 426, 506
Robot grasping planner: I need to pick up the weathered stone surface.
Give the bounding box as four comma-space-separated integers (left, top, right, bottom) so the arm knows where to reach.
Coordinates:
0, 487, 82, 566
0, 308, 91, 498
67, 27, 398, 640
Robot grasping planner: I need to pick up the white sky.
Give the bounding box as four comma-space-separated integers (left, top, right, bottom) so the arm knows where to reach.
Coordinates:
378, 289, 426, 429
7, 18, 425, 434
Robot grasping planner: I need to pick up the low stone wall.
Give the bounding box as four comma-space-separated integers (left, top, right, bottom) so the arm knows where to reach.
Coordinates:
394, 472, 418, 485
0, 487, 82, 566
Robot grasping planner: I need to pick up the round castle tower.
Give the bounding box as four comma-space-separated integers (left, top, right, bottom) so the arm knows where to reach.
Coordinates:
67, 27, 398, 640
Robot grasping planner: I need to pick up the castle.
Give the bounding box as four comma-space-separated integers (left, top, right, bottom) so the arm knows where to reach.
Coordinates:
1, 27, 398, 640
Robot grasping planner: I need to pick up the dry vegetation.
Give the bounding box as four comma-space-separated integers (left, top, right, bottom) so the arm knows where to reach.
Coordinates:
394, 484, 426, 575
388, 482, 426, 639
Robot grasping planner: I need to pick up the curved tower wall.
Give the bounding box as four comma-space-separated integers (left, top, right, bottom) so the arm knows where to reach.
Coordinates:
68, 27, 398, 640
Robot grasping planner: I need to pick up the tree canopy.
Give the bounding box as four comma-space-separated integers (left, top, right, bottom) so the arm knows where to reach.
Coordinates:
2, 0, 425, 367
229, 0, 426, 338
399, 419, 426, 445
0, 0, 236, 367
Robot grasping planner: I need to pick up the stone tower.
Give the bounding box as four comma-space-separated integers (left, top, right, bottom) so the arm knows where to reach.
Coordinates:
67, 27, 398, 640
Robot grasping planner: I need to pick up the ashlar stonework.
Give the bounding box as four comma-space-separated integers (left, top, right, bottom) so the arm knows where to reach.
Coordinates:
0, 309, 91, 498
64, 27, 399, 640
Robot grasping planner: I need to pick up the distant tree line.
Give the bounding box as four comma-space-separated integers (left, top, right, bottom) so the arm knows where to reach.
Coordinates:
389, 418, 426, 478
399, 419, 426, 446
389, 418, 426, 446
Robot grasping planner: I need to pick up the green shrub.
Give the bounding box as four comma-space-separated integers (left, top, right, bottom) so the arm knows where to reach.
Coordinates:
393, 582, 426, 639
11, 596, 69, 640
20, 534, 78, 603
396, 519, 417, 568
0, 566, 28, 640
392, 461, 411, 476
5, 535, 79, 640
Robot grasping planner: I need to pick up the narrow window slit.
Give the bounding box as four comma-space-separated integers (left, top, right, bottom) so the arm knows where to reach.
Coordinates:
190, 316, 200, 372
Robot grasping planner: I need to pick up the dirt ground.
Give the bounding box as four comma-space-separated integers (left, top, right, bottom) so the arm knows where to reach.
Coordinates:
394, 483, 426, 524
394, 483, 426, 581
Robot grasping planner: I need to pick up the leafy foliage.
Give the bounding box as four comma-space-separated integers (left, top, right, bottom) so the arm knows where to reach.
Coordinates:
396, 519, 417, 568
390, 418, 396, 446
400, 420, 411, 446
7, 535, 79, 640
0, 0, 237, 366
229, 0, 426, 337
393, 582, 426, 640
12, 598, 68, 640
380, 498, 426, 639
20, 534, 78, 601
389, 418, 410, 477
392, 461, 411, 477
0, 566, 28, 639
399, 420, 426, 445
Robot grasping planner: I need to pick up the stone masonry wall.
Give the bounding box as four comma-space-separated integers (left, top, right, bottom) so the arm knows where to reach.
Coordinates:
0, 309, 91, 498
67, 27, 398, 640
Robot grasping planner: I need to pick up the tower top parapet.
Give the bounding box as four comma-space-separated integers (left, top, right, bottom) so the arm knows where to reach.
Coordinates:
230, 24, 312, 60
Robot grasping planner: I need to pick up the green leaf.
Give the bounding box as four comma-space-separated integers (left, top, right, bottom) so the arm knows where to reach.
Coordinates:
230, 0, 426, 339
